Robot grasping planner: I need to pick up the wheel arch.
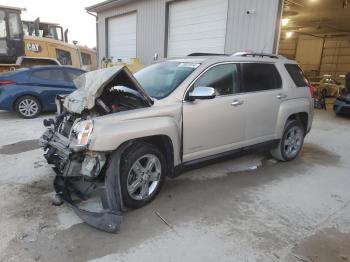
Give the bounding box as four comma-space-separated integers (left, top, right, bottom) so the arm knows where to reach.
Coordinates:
116, 135, 176, 177
286, 112, 309, 133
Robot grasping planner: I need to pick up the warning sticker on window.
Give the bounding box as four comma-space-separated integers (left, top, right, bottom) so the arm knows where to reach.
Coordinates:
178, 63, 200, 69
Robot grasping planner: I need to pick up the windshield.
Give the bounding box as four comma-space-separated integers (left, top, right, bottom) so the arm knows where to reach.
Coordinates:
134, 61, 198, 99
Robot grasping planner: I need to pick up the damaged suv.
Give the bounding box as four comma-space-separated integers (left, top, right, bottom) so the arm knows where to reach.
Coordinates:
39, 52, 314, 232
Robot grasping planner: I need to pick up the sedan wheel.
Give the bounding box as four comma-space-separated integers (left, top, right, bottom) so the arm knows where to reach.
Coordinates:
15, 96, 41, 119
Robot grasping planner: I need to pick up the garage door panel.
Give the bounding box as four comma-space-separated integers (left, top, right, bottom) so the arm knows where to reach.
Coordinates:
108, 13, 136, 63
167, 0, 228, 57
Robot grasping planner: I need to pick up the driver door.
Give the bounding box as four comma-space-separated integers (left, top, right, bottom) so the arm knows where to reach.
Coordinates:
182, 63, 247, 162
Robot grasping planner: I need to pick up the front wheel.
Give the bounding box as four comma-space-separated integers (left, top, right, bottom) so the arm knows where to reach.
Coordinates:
120, 142, 166, 209
270, 120, 305, 161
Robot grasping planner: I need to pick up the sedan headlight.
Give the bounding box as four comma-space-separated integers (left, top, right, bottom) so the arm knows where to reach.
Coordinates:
71, 120, 94, 146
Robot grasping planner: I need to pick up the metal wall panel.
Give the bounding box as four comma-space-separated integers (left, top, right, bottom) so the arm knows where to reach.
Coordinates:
225, 0, 281, 54
95, 0, 282, 65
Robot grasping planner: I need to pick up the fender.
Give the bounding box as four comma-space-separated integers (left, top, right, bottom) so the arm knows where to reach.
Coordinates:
89, 116, 182, 166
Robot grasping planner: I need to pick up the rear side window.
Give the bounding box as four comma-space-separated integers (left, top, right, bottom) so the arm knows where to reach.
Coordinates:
241, 63, 282, 92
32, 69, 66, 81
65, 69, 84, 81
285, 64, 309, 87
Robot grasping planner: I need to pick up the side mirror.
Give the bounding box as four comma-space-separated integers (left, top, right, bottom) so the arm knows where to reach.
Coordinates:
188, 86, 216, 101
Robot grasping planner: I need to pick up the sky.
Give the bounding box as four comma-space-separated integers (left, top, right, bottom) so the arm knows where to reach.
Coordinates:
0, 0, 100, 48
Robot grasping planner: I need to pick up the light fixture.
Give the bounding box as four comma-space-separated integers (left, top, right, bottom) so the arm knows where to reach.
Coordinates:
281, 18, 290, 26
286, 31, 294, 38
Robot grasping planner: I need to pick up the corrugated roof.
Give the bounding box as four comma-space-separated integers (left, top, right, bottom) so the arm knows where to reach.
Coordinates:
86, 0, 137, 12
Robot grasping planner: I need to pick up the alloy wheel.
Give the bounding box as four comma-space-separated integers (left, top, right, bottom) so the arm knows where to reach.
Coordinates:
283, 126, 303, 159
126, 154, 162, 201
18, 99, 39, 117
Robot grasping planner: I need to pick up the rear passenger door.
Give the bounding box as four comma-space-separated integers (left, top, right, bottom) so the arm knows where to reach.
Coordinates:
30, 68, 75, 110
241, 63, 284, 143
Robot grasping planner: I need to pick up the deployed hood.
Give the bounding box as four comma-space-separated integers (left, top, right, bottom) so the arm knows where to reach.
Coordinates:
63, 66, 153, 114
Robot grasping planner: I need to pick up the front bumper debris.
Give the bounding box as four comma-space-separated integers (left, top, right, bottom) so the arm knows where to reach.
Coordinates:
39, 127, 125, 233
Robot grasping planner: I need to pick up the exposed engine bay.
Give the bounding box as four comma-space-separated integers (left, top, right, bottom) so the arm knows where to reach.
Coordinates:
39, 66, 153, 232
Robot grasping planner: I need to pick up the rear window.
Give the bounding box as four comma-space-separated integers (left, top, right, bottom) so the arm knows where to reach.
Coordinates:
81, 52, 92, 65
241, 63, 282, 92
56, 49, 72, 65
285, 64, 309, 87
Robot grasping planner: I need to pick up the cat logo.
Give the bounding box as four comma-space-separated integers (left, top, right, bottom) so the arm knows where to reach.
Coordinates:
26, 43, 41, 52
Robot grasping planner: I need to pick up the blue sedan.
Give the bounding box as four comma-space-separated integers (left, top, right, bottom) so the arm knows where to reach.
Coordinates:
0, 66, 85, 118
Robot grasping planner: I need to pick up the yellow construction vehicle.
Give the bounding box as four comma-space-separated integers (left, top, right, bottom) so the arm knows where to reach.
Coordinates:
0, 5, 97, 72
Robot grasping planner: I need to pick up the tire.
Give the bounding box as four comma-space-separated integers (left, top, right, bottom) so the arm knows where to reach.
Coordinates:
270, 120, 305, 162
15, 95, 42, 119
119, 142, 166, 209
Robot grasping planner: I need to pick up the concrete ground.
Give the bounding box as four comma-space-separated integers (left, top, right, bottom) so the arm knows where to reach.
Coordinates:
0, 107, 349, 262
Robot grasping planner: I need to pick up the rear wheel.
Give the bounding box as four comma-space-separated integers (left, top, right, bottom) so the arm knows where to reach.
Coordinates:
270, 120, 305, 161
15, 95, 41, 119
120, 142, 166, 209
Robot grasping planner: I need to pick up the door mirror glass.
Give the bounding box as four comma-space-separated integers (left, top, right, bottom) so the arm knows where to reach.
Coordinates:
188, 86, 216, 101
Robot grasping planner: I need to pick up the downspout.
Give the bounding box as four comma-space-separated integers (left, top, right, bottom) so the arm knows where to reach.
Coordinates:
87, 10, 99, 67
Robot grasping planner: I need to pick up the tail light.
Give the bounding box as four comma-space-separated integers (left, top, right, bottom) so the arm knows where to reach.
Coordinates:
0, 80, 15, 86
309, 84, 315, 98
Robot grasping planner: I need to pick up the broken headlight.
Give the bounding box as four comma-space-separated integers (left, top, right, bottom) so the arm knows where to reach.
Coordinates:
71, 120, 94, 146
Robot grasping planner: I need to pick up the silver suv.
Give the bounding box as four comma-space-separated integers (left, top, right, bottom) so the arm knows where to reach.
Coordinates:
40, 52, 314, 232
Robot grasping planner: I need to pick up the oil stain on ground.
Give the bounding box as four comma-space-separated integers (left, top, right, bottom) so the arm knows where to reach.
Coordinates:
0, 139, 40, 155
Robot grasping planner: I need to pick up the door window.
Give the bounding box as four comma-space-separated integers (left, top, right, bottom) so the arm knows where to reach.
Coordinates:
194, 64, 239, 96
0, 11, 6, 38
32, 69, 66, 81
8, 13, 21, 38
241, 63, 282, 92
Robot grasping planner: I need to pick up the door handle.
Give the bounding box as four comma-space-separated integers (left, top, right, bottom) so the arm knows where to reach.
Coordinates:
276, 93, 287, 99
231, 100, 244, 106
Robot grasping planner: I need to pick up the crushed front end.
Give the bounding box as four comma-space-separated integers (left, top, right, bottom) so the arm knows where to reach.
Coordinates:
39, 66, 153, 232
39, 98, 123, 233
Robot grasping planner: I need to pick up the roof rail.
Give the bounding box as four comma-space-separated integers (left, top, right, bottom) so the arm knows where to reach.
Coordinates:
187, 53, 228, 57
232, 52, 286, 59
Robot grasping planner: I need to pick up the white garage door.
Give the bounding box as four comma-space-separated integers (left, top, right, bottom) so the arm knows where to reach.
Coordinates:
167, 0, 228, 57
108, 13, 136, 63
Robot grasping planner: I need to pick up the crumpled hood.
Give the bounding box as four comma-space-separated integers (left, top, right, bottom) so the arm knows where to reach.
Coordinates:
63, 66, 152, 114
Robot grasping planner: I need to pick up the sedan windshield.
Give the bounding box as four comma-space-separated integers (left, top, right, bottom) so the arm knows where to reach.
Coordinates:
134, 61, 198, 99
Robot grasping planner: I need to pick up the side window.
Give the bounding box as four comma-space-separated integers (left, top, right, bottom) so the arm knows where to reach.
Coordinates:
0, 11, 7, 38
81, 52, 92, 65
241, 63, 282, 93
32, 69, 66, 81
194, 64, 239, 96
56, 49, 72, 65
8, 13, 21, 38
285, 64, 309, 87
65, 69, 84, 82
